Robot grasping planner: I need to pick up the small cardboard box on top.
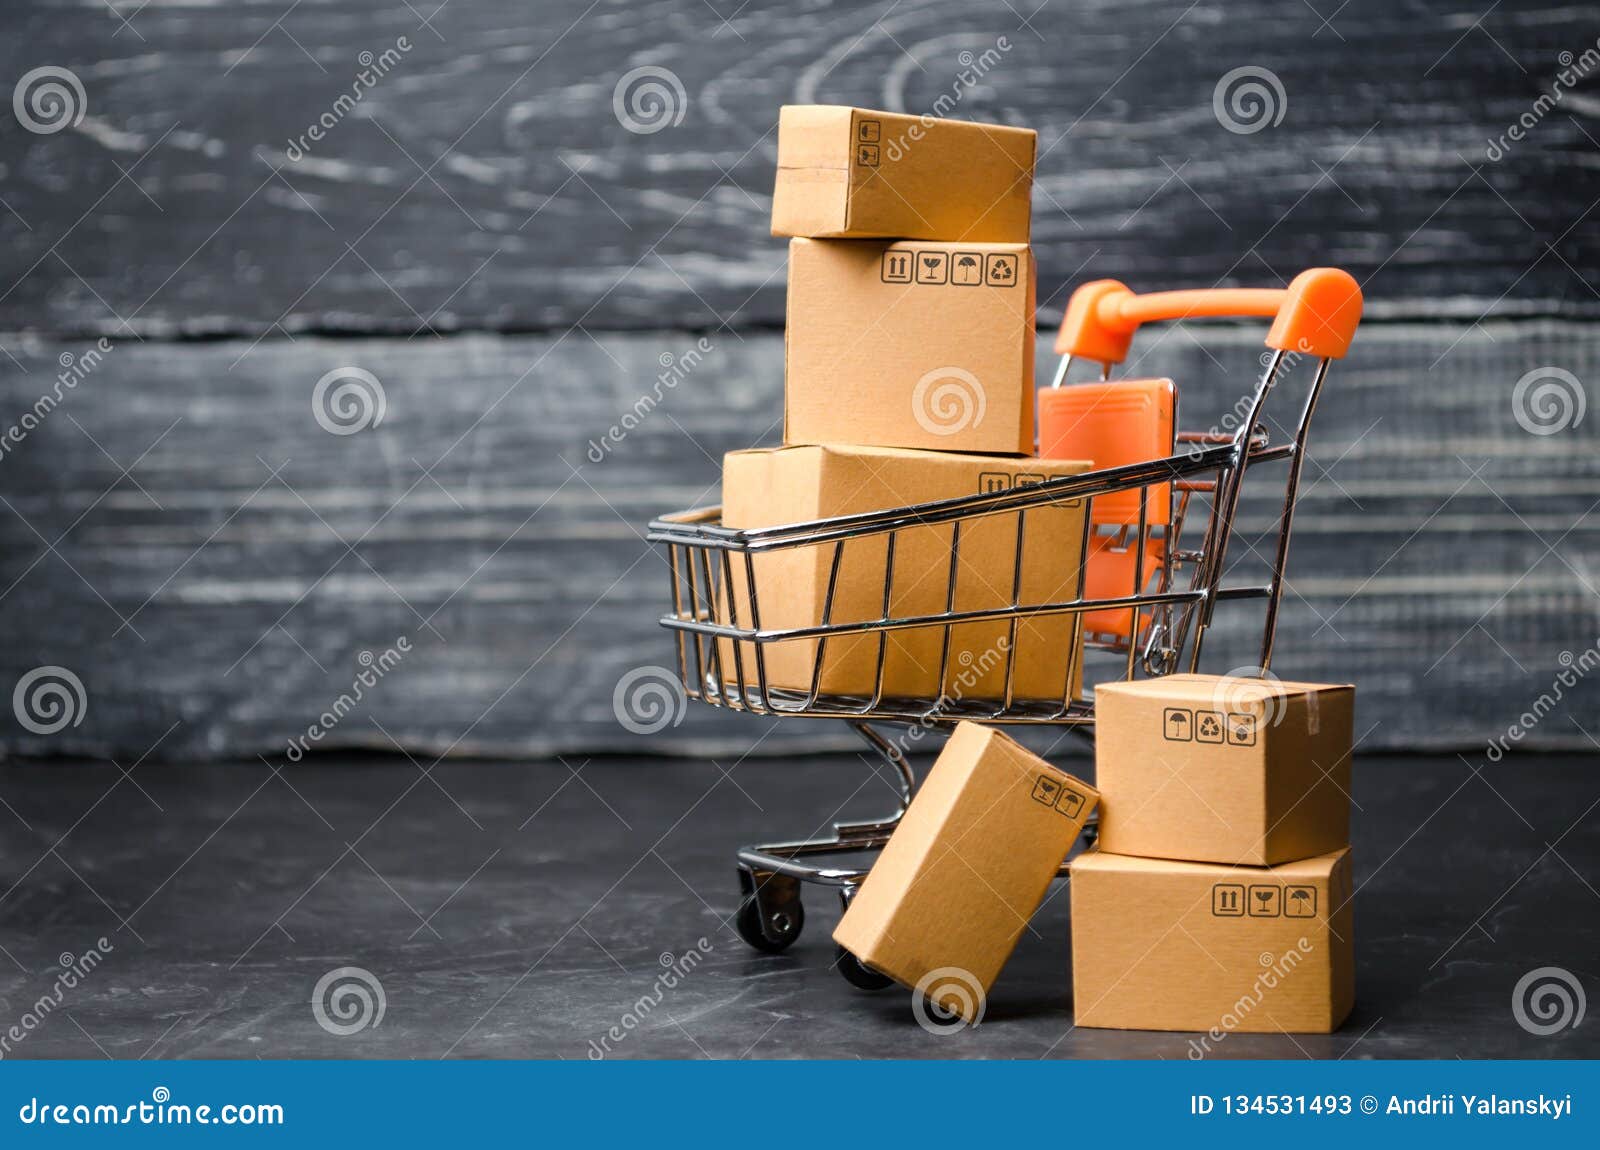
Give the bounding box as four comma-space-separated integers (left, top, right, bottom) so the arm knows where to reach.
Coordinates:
785, 237, 1036, 454
772, 105, 1035, 242
1094, 674, 1355, 866
835, 722, 1099, 1020
715, 444, 1092, 704
1070, 847, 1355, 1035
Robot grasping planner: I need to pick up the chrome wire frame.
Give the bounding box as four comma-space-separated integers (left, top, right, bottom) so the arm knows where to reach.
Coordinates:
646, 348, 1334, 943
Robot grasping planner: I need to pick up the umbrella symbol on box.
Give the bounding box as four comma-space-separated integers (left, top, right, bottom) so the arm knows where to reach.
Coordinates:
953, 254, 983, 285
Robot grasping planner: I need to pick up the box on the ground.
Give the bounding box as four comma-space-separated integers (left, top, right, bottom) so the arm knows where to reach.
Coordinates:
1093, 674, 1354, 866
1070, 847, 1354, 1035
785, 237, 1036, 454
835, 722, 1099, 1020
716, 444, 1091, 703
772, 105, 1035, 242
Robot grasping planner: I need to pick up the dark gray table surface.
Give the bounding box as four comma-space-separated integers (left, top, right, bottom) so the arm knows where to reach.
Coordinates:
0, 750, 1594, 1060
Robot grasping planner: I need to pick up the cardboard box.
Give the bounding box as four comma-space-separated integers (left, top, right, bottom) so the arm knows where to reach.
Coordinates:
717, 444, 1091, 703
772, 105, 1035, 242
1070, 847, 1355, 1035
785, 237, 1036, 454
835, 722, 1099, 1020
1094, 674, 1354, 866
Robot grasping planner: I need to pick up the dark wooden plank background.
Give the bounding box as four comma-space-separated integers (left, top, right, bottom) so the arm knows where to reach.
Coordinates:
0, 0, 1596, 761
0, 0, 1594, 336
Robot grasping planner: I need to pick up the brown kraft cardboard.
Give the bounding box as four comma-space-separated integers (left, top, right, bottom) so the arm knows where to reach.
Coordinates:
716, 444, 1092, 703
785, 237, 1035, 454
772, 105, 1035, 242
1070, 846, 1355, 1036
1093, 673, 1355, 866
835, 722, 1099, 1021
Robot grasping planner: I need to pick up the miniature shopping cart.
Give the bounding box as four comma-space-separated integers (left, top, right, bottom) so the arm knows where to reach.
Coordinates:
647, 269, 1362, 989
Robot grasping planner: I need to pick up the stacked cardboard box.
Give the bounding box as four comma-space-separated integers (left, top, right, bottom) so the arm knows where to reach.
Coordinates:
1070, 675, 1357, 1034
835, 722, 1098, 1023
723, 105, 1360, 1037
720, 106, 1092, 703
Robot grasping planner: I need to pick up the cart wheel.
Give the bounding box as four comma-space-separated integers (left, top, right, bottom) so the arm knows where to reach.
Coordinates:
835, 944, 895, 991
735, 895, 804, 954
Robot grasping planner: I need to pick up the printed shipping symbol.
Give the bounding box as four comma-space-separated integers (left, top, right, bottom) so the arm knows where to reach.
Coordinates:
953, 253, 983, 285
1212, 883, 1244, 916
1248, 885, 1282, 917
984, 253, 1018, 286
1285, 886, 1317, 917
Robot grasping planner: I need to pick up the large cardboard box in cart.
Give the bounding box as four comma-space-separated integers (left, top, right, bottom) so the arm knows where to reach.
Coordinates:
771, 105, 1035, 242
784, 237, 1036, 454
1093, 674, 1355, 866
714, 444, 1092, 704
1070, 847, 1355, 1035
836, 722, 1099, 1021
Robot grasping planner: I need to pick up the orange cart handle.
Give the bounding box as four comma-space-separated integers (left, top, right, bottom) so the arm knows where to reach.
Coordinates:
1054, 268, 1363, 365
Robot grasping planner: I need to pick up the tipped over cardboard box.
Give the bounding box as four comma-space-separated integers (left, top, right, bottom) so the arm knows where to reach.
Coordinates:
835, 722, 1099, 1020
1094, 674, 1355, 866
1070, 847, 1355, 1035
772, 105, 1035, 242
785, 237, 1036, 454
715, 444, 1091, 704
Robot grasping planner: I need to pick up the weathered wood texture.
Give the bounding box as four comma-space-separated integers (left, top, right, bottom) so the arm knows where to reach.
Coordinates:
0, 0, 1595, 337
1, 322, 1595, 761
